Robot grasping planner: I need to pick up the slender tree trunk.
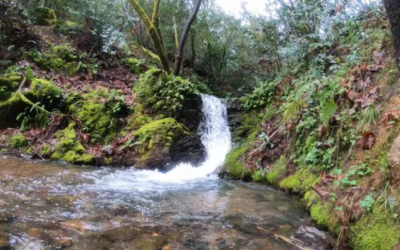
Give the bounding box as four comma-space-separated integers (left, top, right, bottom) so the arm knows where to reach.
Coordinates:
128, 0, 171, 74
173, 0, 202, 76
383, 0, 400, 72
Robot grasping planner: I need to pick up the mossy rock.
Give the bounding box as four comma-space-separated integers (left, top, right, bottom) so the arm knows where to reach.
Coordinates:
9, 134, 28, 149
67, 88, 128, 144
221, 132, 257, 180
222, 144, 250, 180
32, 7, 57, 26
8, 134, 33, 153
51, 123, 94, 165
0, 78, 63, 129
0, 76, 22, 102
302, 191, 341, 235
125, 118, 191, 169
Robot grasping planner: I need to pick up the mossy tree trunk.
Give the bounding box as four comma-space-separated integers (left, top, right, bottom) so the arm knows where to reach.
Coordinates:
383, 0, 400, 72
128, 0, 171, 74
173, 0, 203, 76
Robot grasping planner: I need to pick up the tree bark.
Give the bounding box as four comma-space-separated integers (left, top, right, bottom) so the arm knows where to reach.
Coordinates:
128, 0, 171, 74
173, 0, 202, 76
383, 0, 400, 72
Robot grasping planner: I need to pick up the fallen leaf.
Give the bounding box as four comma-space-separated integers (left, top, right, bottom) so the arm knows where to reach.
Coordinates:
360, 131, 376, 150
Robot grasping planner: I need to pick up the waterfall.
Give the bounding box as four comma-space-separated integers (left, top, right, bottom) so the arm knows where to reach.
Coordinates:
90, 94, 232, 190
159, 94, 232, 180
198, 94, 232, 172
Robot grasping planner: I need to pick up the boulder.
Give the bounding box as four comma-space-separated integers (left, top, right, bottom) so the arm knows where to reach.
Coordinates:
176, 93, 204, 132
124, 118, 205, 170
170, 133, 205, 166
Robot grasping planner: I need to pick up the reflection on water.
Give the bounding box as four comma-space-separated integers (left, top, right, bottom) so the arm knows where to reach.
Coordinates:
0, 157, 311, 250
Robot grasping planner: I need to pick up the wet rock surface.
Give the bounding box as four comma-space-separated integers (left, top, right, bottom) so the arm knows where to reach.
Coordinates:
293, 226, 336, 250
170, 134, 205, 166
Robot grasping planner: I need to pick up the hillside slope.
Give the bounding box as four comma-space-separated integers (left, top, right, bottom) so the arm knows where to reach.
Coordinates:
221, 11, 400, 250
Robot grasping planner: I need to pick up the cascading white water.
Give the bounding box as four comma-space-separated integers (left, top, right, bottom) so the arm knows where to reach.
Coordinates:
89, 94, 232, 189
158, 94, 232, 180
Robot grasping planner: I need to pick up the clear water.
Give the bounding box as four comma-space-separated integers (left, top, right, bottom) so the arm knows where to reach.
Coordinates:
0, 95, 315, 249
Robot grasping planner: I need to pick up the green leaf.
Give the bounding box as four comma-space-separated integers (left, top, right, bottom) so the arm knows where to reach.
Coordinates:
320, 99, 337, 125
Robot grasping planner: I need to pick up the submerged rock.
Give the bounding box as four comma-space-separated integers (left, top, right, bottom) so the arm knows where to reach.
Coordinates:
293, 226, 335, 250
101, 227, 141, 242
0, 234, 9, 250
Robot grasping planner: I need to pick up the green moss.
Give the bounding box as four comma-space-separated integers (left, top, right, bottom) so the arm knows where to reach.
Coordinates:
105, 157, 113, 165
223, 144, 249, 179
67, 88, 127, 144
32, 7, 57, 26
0, 148, 8, 153
126, 118, 189, 166
253, 169, 267, 183
0, 76, 21, 91
232, 112, 260, 143
40, 144, 52, 156
59, 21, 84, 35
351, 206, 400, 250
310, 201, 332, 227
126, 58, 145, 74
51, 123, 94, 165
279, 169, 320, 192
223, 131, 257, 180
267, 156, 287, 184
31, 78, 63, 98
280, 172, 302, 191
52, 44, 77, 62
303, 191, 341, 234
9, 134, 28, 149
0, 76, 22, 102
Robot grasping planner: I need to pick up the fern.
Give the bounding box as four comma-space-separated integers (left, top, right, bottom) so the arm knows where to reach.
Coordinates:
320, 99, 337, 125
283, 100, 303, 122
294, 78, 316, 100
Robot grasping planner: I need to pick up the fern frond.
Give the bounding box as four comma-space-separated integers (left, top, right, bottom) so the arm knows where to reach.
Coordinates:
320, 99, 337, 125
294, 79, 316, 100
283, 100, 303, 123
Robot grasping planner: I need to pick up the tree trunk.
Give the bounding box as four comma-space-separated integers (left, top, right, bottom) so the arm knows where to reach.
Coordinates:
383, 0, 400, 72
173, 0, 202, 76
128, 0, 171, 74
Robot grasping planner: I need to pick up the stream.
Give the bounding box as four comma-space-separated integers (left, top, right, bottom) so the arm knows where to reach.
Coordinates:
0, 95, 332, 250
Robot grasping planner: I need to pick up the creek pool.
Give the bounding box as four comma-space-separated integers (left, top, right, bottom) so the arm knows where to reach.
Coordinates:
0, 156, 318, 250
